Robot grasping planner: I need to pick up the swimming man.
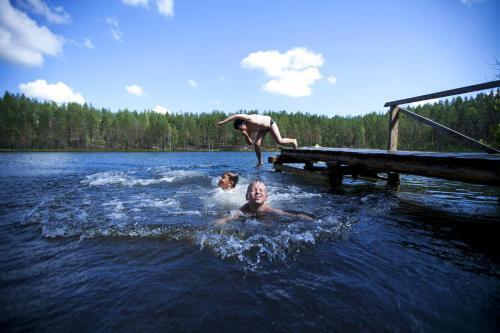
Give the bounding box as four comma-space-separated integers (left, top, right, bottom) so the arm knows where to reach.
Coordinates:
218, 172, 239, 190
216, 114, 298, 167
215, 181, 313, 224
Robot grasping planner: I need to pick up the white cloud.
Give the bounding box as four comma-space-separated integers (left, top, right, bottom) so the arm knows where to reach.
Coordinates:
264, 68, 322, 97
66, 37, 94, 49
125, 84, 144, 96
106, 17, 123, 41
0, 0, 64, 67
217, 75, 225, 80
122, 0, 149, 8
188, 79, 198, 88
121, 0, 174, 18
19, 79, 85, 104
241, 47, 325, 97
83, 38, 94, 49
327, 76, 338, 85
156, 0, 174, 17
18, 0, 71, 24
153, 105, 169, 114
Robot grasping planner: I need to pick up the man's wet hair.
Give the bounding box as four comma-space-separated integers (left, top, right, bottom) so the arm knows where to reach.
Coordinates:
224, 172, 239, 188
234, 119, 246, 130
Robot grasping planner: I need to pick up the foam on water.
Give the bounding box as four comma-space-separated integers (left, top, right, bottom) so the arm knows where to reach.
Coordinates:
196, 215, 352, 270
205, 185, 248, 210
136, 197, 179, 209
41, 213, 353, 271
22, 174, 401, 272
83, 170, 207, 187
19, 161, 400, 270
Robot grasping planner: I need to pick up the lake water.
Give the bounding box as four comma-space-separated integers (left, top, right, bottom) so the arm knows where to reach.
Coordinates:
0, 152, 499, 332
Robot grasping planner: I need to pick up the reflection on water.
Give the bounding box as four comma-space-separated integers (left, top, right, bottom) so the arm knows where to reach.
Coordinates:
0, 152, 499, 331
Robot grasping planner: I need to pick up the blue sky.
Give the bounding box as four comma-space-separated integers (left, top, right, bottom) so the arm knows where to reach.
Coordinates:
1, 0, 499, 116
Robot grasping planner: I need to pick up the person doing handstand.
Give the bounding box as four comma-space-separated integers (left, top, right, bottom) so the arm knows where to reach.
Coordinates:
215, 181, 313, 225
216, 114, 298, 167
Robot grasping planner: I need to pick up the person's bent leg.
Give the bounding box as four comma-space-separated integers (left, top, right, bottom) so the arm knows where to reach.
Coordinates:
270, 123, 298, 149
253, 131, 266, 167
254, 143, 263, 167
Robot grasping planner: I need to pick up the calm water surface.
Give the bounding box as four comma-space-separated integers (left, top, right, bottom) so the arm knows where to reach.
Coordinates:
0, 152, 499, 332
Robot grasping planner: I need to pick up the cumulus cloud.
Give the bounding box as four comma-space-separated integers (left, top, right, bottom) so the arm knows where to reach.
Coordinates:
106, 16, 123, 41
83, 38, 94, 49
66, 37, 94, 49
241, 47, 325, 97
122, 0, 174, 17
188, 79, 198, 88
122, 0, 149, 7
153, 105, 169, 114
156, 0, 174, 17
0, 0, 64, 67
19, 79, 85, 104
327, 76, 338, 85
125, 84, 144, 96
18, 0, 71, 24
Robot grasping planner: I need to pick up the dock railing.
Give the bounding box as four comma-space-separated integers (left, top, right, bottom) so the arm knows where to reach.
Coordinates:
385, 80, 500, 154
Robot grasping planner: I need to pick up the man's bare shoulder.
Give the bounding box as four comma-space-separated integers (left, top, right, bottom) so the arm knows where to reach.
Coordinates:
239, 203, 251, 214
266, 207, 286, 215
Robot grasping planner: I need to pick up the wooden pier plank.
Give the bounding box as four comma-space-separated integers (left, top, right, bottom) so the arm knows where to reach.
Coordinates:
273, 163, 329, 183
273, 147, 500, 186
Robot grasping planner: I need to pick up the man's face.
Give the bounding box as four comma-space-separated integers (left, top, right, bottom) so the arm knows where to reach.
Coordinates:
238, 124, 247, 132
246, 182, 267, 205
218, 174, 232, 189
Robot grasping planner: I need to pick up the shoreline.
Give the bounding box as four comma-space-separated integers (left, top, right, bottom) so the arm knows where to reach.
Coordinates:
0, 147, 281, 153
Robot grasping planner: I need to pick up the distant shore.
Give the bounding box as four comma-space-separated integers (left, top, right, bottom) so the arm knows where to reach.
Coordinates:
0, 147, 281, 153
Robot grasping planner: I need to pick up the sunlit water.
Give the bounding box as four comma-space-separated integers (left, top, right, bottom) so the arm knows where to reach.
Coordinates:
0, 152, 499, 332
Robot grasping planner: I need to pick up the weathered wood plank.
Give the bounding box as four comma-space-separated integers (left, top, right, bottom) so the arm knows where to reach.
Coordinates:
384, 80, 500, 107
276, 148, 500, 185
273, 163, 328, 183
268, 155, 315, 164
399, 107, 500, 154
281, 147, 500, 162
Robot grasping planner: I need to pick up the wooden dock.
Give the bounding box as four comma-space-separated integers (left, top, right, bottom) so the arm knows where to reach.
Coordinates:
268, 147, 500, 187
269, 80, 500, 188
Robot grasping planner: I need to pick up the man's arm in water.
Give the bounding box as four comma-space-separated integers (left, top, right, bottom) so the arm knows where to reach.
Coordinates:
214, 211, 242, 225
269, 207, 315, 221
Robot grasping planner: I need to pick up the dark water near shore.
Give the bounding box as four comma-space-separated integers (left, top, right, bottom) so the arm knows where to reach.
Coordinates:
0, 152, 499, 332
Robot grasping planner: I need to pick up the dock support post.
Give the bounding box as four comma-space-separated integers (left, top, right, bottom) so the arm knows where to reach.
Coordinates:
387, 172, 400, 190
388, 106, 400, 151
387, 105, 401, 183
327, 162, 344, 187
268, 156, 282, 172
304, 161, 314, 170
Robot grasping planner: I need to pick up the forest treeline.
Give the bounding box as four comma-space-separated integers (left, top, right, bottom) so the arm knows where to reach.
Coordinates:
0, 90, 498, 151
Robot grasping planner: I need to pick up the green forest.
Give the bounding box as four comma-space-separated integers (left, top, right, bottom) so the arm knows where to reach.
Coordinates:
0, 90, 498, 151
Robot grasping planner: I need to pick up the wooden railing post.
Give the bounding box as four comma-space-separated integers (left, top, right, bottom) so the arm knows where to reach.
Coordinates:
387, 106, 400, 151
